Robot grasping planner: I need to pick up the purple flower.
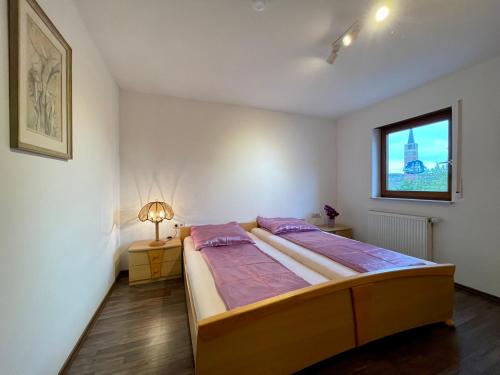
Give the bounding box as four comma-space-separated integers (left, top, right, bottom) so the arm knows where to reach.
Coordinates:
324, 204, 339, 219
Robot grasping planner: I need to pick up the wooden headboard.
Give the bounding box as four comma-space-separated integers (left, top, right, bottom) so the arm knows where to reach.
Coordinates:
179, 221, 258, 244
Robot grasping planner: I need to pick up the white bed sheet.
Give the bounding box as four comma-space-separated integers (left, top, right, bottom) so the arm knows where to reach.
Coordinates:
183, 232, 329, 321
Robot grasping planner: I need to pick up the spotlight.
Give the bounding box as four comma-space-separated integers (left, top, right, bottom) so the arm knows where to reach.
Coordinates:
326, 44, 340, 64
375, 5, 390, 22
326, 51, 337, 65
342, 34, 353, 47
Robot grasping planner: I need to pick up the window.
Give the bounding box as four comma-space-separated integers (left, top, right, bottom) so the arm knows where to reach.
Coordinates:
379, 108, 452, 201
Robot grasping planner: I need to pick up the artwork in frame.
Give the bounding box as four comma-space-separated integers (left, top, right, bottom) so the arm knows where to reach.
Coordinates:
8, 0, 72, 160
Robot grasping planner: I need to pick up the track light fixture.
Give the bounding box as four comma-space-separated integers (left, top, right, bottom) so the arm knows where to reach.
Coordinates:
326, 22, 361, 65
327, 3, 391, 64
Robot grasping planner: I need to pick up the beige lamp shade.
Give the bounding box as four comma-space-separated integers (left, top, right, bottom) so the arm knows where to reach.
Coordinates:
138, 201, 174, 246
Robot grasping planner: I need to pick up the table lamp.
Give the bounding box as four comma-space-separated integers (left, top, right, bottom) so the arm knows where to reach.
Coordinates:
138, 201, 174, 246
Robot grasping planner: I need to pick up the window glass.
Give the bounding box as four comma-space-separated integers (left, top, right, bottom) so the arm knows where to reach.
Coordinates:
386, 120, 449, 192
379, 107, 452, 201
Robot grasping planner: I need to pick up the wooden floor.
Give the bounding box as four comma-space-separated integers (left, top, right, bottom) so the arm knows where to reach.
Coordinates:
64, 275, 500, 375
65, 276, 194, 375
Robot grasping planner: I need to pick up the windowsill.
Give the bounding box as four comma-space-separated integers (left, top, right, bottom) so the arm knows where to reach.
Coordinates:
370, 196, 454, 204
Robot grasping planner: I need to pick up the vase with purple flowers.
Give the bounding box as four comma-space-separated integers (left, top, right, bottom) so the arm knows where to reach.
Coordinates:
324, 204, 339, 226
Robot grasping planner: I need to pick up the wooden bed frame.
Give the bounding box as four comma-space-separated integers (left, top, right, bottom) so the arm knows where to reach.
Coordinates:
180, 222, 455, 375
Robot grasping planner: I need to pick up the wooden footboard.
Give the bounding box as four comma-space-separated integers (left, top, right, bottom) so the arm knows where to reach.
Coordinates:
350, 265, 455, 345
195, 282, 357, 375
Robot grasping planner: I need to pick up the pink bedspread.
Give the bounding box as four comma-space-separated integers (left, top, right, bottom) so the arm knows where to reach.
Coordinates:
280, 231, 426, 273
201, 243, 310, 310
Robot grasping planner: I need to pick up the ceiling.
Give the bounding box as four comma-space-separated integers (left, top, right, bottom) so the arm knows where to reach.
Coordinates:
75, 0, 500, 119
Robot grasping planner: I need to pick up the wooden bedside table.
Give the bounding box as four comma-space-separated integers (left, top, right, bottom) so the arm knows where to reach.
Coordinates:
128, 237, 182, 285
317, 224, 353, 239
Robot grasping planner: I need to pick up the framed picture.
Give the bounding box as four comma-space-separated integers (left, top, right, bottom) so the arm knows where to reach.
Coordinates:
8, 0, 72, 160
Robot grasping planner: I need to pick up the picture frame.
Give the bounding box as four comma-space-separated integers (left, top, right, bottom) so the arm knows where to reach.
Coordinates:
8, 0, 72, 160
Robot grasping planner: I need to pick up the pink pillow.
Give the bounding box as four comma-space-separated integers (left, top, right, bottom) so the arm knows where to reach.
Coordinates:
257, 216, 319, 235
191, 222, 255, 250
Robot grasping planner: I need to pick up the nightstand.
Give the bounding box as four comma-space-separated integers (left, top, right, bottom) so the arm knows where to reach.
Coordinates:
317, 224, 353, 239
128, 237, 182, 285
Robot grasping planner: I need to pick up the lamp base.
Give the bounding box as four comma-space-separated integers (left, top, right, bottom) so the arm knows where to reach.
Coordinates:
149, 240, 167, 247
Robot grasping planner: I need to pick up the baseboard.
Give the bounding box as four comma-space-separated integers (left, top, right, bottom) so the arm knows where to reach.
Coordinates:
58, 270, 128, 374
455, 283, 500, 303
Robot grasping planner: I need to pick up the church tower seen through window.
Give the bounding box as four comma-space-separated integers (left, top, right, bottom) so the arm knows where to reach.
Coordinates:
404, 129, 418, 166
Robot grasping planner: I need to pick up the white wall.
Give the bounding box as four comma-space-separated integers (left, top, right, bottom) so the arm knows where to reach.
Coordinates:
120, 91, 336, 267
0, 0, 120, 374
336, 54, 500, 297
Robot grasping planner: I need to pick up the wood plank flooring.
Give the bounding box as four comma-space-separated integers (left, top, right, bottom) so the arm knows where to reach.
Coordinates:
64, 275, 500, 375
65, 276, 194, 375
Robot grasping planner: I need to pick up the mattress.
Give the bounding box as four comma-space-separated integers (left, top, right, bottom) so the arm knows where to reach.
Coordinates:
183, 232, 328, 321
251, 228, 435, 278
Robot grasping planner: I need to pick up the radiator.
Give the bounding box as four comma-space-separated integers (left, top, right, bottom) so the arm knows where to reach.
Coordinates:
367, 210, 433, 260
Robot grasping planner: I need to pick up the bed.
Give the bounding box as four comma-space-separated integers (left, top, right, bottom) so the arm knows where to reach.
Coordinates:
181, 222, 455, 375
